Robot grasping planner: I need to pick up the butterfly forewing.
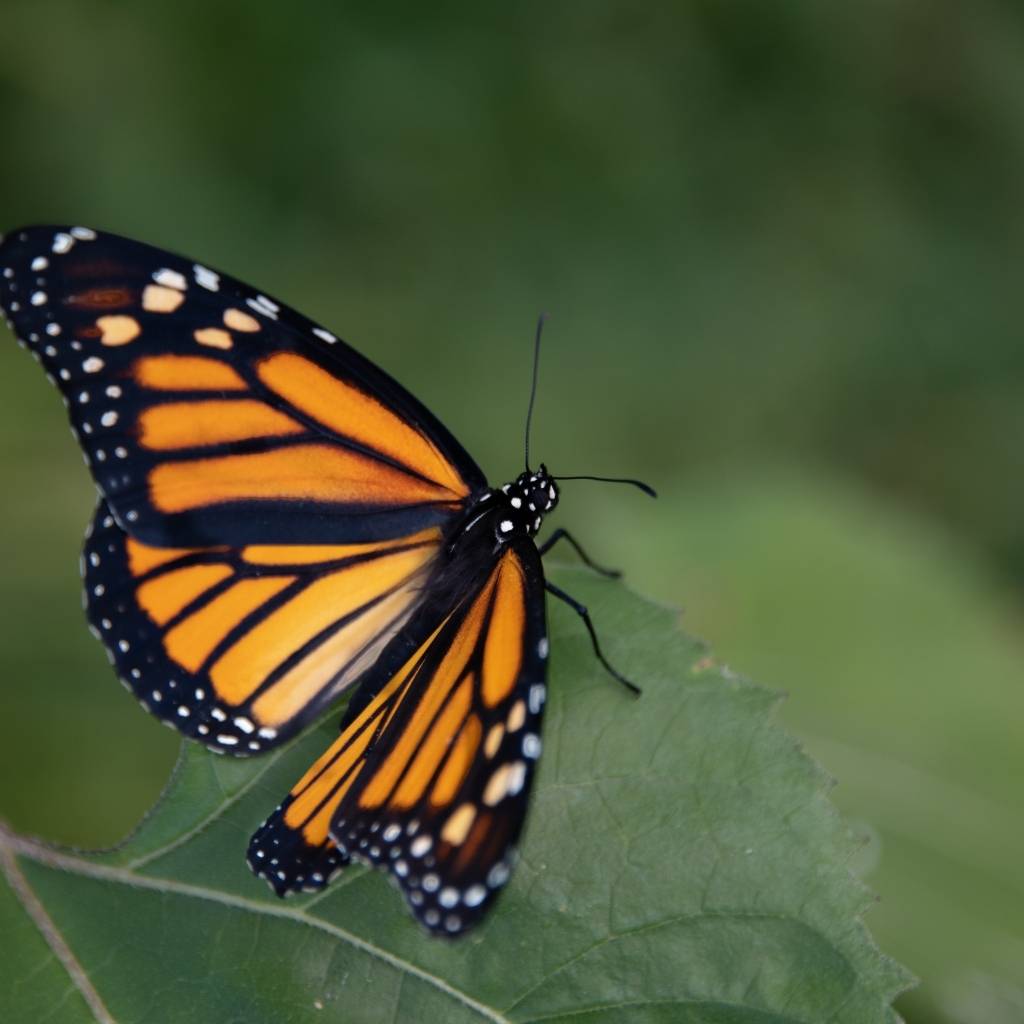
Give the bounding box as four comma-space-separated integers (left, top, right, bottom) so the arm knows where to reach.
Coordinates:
248, 540, 549, 934
0, 226, 484, 548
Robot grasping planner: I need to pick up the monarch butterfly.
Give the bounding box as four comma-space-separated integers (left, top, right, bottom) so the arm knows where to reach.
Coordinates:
0, 226, 652, 936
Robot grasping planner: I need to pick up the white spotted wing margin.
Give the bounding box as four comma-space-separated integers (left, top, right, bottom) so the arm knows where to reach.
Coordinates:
248, 538, 550, 937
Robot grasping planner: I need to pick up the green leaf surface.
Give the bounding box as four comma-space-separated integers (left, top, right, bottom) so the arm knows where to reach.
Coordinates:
587, 467, 1024, 1022
0, 569, 911, 1023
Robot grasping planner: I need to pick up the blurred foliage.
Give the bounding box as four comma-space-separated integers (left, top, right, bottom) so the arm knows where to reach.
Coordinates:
0, 2, 1022, 1022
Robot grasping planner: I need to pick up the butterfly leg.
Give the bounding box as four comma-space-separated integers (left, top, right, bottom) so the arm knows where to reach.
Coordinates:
538, 528, 620, 578
545, 581, 641, 696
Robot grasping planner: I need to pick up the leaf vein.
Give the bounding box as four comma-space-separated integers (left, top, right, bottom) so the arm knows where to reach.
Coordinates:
1, 826, 508, 1024
0, 828, 119, 1024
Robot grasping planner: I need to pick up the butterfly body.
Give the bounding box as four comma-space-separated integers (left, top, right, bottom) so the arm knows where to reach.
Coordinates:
453, 467, 560, 549
1, 225, 634, 937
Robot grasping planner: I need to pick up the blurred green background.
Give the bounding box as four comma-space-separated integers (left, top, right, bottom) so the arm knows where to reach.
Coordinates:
1, 3, 1022, 1021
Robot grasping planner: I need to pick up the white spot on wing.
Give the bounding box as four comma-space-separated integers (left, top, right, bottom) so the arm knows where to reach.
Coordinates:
154, 268, 187, 290
487, 862, 510, 888
507, 760, 527, 796
246, 295, 279, 320
464, 884, 486, 907
193, 264, 220, 291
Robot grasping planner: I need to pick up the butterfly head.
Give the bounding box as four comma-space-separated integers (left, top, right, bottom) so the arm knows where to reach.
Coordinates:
495, 464, 559, 542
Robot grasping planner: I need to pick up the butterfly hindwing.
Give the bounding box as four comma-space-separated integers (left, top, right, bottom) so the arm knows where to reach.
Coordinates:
0, 226, 485, 548
248, 539, 548, 934
85, 500, 443, 752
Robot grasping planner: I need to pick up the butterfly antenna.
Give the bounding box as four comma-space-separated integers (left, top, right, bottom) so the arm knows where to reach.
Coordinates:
524, 312, 547, 472
554, 474, 658, 498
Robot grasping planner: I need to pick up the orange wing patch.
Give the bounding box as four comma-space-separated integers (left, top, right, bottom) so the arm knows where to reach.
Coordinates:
133, 355, 247, 391
164, 575, 297, 673
136, 563, 234, 625
125, 536, 205, 575
126, 350, 472, 525
139, 399, 304, 450
240, 528, 439, 566
100, 522, 442, 748
430, 703, 482, 807
97, 315, 141, 346
356, 571, 497, 811
148, 443, 458, 515
258, 353, 470, 497
481, 555, 525, 706
283, 620, 448, 844
211, 543, 432, 704
278, 547, 528, 822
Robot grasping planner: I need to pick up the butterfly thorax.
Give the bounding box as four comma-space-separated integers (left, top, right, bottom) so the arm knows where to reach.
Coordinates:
456, 465, 559, 548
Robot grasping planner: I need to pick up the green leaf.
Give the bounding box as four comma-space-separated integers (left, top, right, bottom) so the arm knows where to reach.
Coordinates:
0, 569, 911, 1023
599, 467, 1024, 1022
